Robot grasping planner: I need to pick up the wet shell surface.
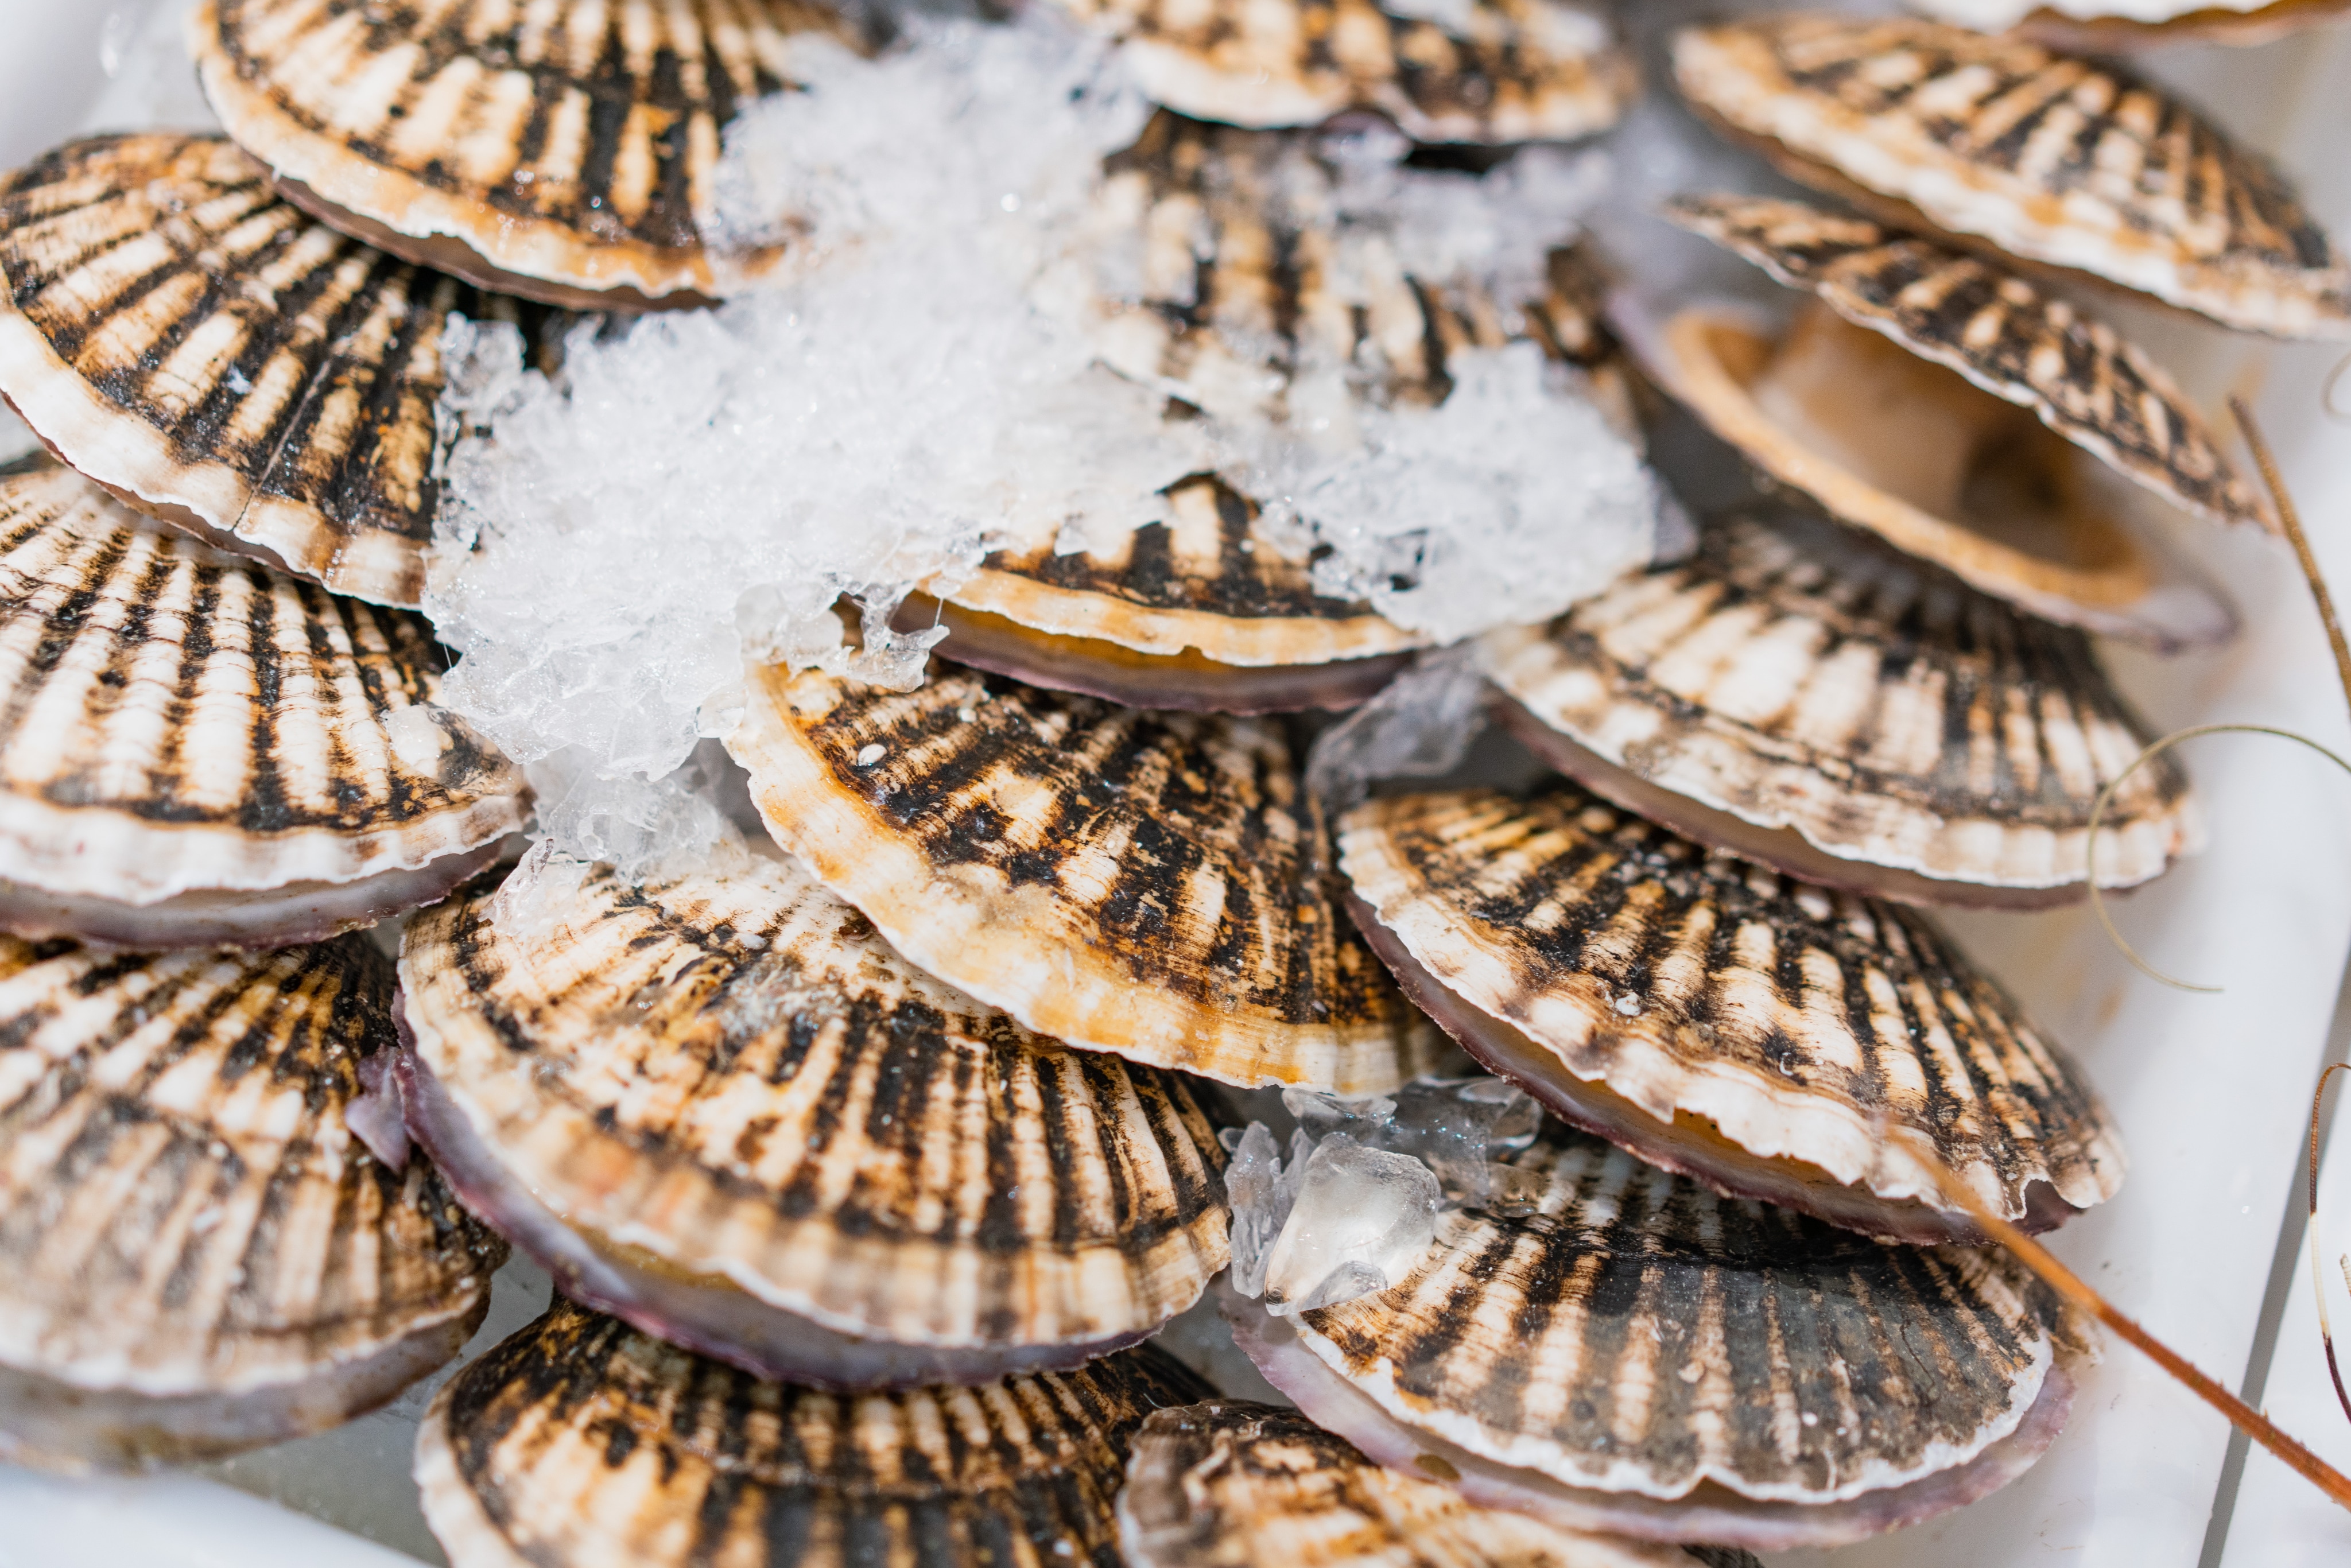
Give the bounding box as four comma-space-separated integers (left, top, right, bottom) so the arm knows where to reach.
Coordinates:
0, 134, 567, 608
1224, 1125, 2087, 1551
1041, 0, 1638, 144
724, 660, 1443, 1094
1479, 509, 2201, 907
398, 855, 1231, 1388
1670, 14, 2350, 339
415, 1297, 1213, 1568
0, 464, 528, 950
191, 0, 870, 309
1118, 1400, 1760, 1568
1336, 783, 2127, 1244
0, 932, 504, 1472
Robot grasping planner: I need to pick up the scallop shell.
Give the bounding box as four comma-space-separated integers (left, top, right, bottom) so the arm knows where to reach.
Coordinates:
1669, 14, 2350, 339
0, 932, 504, 1472
398, 854, 1231, 1387
1225, 1125, 2088, 1551
724, 660, 1443, 1094
0, 463, 529, 950
1914, 0, 2351, 49
415, 1297, 1212, 1568
1119, 1400, 1759, 1568
1336, 783, 2127, 1243
1041, 0, 1637, 143
0, 134, 568, 608
190, 0, 872, 311
1479, 509, 2200, 907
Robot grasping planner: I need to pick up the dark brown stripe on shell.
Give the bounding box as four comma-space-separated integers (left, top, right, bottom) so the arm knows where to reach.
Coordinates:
0, 932, 501, 1396
401, 859, 1231, 1350
428, 1299, 1211, 1568
1663, 195, 2272, 532
1299, 1123, 2073, 1501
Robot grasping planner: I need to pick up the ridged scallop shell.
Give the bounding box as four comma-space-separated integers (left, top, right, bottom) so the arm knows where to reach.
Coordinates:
1914, 0, 2351, 48
0, 932, 503, 1472
191, 0, 872, 309
724, 661, 1443, 1094
1041, 0, 1637, 143
1119, 1400, 1758, 1568
399, 855, 1230, 1379
416, 1298, 1212, 1568
1665, 195, 2272, 537
0, 134, 568, 608
1479, 509, 2199, 905
1230, 1124, 2086, 1550
1669, 14, 2350, 339
1337, 784, 2127, 1242
0, 464, 528, 949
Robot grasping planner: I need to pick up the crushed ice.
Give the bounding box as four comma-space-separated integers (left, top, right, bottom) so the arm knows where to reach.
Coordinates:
1225, 1075, 1541, 1316
426, 9, 1662, 874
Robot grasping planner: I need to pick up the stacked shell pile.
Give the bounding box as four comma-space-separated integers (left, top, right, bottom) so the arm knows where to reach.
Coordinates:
0, 1, 2340, 1565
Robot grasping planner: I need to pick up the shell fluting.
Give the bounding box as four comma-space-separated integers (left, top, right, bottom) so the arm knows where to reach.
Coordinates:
1294, 1124, 2077, 1503
0, 464, 526, 918
1479, 509, 2199, 896
1340, 784, 2126, 1231
0, 932, 502, 1466
0, 133, 567, 608
399, 857, 1232, 1353
724, 661, 1441, 1093
417, 1298, 1213, 1568
1669, 14, 2350, 339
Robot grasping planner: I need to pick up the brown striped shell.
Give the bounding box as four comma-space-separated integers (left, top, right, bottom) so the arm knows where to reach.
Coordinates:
1479, 509, 2199, 906
1118, 1400, 1753, 1568
1915, 0, 2351, 49
414, 1298, 1213, 1568
1041, 0, 1638, 143
1669, 14, 2350, 339
724, 660, 1444, 1093
1262, 1125, 2084, 1530
0, 134, 569, 609
191, 0, 872, 310
1336, 785, 2126, 1244
399, 855, 1231, 1367
0, 464, 528, 949
1665, 196, 2273, 538
0, 932, 504, 1472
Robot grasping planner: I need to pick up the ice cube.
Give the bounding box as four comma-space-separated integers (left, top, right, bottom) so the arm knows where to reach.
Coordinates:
1262, 1136, 1442, 1316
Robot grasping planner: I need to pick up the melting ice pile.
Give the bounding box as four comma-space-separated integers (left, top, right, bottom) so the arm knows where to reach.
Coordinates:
1227, 1076, 1542, 1317
428, 10, 1662, 874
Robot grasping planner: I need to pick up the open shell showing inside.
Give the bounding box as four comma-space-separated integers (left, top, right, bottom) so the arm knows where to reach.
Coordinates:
415, 1298, 1213, 1568
1223, 1125, 2090, 1551
1038, 0, 1638, 143
1118, 1399, 1758, 1568
1480, 509, 2201, 906
1337, 785, 2127, 1243
1669, 15, 2350, 339
0, 465, 529, 950
189, 0, 872, 310
0, 133, 570, 609
0, 933, 505, 1472
398, 856, 1231, 1388
725, 659, 1445, 1093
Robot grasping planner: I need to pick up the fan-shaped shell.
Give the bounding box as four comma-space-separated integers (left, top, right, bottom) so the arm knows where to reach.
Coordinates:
0, 464, 528, 950
398, 855, 1231, 1387
1479, 509, 2199, 906
0, 134, 568, 609
1119, 1400, 1755, 1568
0, 932, 504, 1472
1041, 0, 1637, 143
1669, 14, 2350, 339
415, 1298, 1213, 1568
190, 0, 871, 310
724, 661, 1442, 1094
1337, 785, 2127, 1243
1227, 1126, 2086, 1550
1911, 0, 2351, 49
